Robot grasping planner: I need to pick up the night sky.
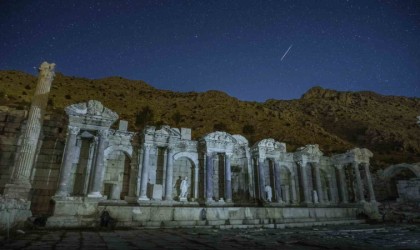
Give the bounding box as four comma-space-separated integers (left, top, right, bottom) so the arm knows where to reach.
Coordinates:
1, 0, 419, 101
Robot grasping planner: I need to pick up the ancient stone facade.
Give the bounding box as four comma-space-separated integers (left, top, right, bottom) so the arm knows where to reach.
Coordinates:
0, 65, 386, 229
39, 100, 381, 228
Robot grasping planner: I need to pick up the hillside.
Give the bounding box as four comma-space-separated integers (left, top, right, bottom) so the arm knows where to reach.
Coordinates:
0, 70, 419, 170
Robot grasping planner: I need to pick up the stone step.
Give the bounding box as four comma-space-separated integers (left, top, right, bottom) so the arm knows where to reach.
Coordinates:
124, 218, 365, 229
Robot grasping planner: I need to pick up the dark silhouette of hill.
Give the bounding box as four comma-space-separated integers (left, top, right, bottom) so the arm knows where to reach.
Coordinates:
1, 70, 419, 170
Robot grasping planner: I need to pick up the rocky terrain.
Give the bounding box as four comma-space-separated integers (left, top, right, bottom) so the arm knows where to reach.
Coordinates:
0, 70, 419, 170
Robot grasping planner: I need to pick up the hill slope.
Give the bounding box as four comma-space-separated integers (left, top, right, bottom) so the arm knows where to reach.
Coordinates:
0, 70, 419, 170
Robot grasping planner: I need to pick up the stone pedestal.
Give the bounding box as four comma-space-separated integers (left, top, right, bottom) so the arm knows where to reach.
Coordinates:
110, 184, 121, 200
151, 184, 163, 200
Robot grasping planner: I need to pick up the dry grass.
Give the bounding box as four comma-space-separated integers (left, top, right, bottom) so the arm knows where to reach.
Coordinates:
1, 70, 419, 169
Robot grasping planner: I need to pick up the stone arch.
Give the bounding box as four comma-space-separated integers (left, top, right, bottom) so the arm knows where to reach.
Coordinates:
173, 152, 198, 167
172, 153, 197, 200
104, 145, 133, 160
383, 163, 420, 179
103, 147, 133, 200
382, 163, 419, 201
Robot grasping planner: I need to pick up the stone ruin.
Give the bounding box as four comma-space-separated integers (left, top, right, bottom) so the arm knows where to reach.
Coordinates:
1, 62, 384, 230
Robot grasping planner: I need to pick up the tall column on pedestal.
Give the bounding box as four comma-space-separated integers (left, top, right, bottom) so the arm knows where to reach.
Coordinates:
337, 164, 348, 203
5, 62, 55, 199
164, 147, 174, 201
205, 152, 214, 202
55, 125, 80, 197
139, 144, 151, 200
274, 161, 283, 203
363, 163, 376, 202
314, 164, 324, 203
257, 158, 266, 201
224, 154, 232, 202
353, 162, 365, 202
299, 161, 311, 204
88, 129, 109, 198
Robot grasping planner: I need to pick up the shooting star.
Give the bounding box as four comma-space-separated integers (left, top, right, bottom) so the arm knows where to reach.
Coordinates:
280, 44, 293, 61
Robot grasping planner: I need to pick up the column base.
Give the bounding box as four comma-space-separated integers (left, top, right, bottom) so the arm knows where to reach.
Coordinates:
138, 196, 150, 201
4, 183, 32, 200
87, 192, 103, 198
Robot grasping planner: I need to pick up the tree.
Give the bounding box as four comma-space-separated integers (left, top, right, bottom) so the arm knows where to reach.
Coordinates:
171, 111, 182, 126
242, 124, 255, 135
213, 122, 227, 131
135, 106, 154, 129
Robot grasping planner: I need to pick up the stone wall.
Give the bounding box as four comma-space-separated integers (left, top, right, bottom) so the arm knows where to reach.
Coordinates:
0, 107, 27, 193
0, 107, 67, 216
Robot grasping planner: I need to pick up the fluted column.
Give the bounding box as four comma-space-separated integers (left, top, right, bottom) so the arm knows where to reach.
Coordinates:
164, 147, 174, 200
299, 161, 311, 204
55, 125, 80, 197
363, 163, 376, 202
258, 158, 266, 201
88, 129, 109, 198
337, 164, 348, 203
274, 161, 283, 203
314, 164, 324, 203
139, 144, 152, 200
5, 62, 55, 199
205, 152, 214, 202
225, 153, 232, 202
353, 162, 365, 202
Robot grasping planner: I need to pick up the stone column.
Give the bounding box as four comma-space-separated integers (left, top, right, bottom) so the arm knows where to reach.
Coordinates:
291, 176, 298, 204
353, 162, 365, 202
363, 163, 376, 202
5, 62, 55, 199
274, 161, 283, 203
225, 153, 232, 202
205, 152, 214, 202
337, 164, 348, 203
194, 165, 199, 200
299, 161, 311, 204
139, 144, 152, 200
314, 164, 324, 203
87, 129, 109, 198
164, 147, 174, 201
327, 175, 334, 204
258, 158, 266, 200
55, 125, 80, 197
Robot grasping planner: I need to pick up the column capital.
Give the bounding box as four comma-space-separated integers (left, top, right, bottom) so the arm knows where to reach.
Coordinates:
206, 151, 215, 157
67, 125, 80, 135
258, 156, 266, 163
167, 145, 175, 152
144, 143, 154, 150
225, 153, 233, 159
98, 129, 110, 138
296, 160, 306, 167
334, 163, 344, 169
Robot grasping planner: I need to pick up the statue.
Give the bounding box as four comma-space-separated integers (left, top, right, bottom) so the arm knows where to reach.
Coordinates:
313, 190, 319, 203
179, 176, 189, 199
264, 185, 272, 202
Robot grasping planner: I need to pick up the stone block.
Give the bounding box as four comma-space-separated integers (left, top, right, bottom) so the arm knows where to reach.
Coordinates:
173, 207, 201, 221
150, 184, 163, 200
180, 128, 191, 140
132, 207, 152, 221
118, 120, 128, 131
150, 207, 173, 221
